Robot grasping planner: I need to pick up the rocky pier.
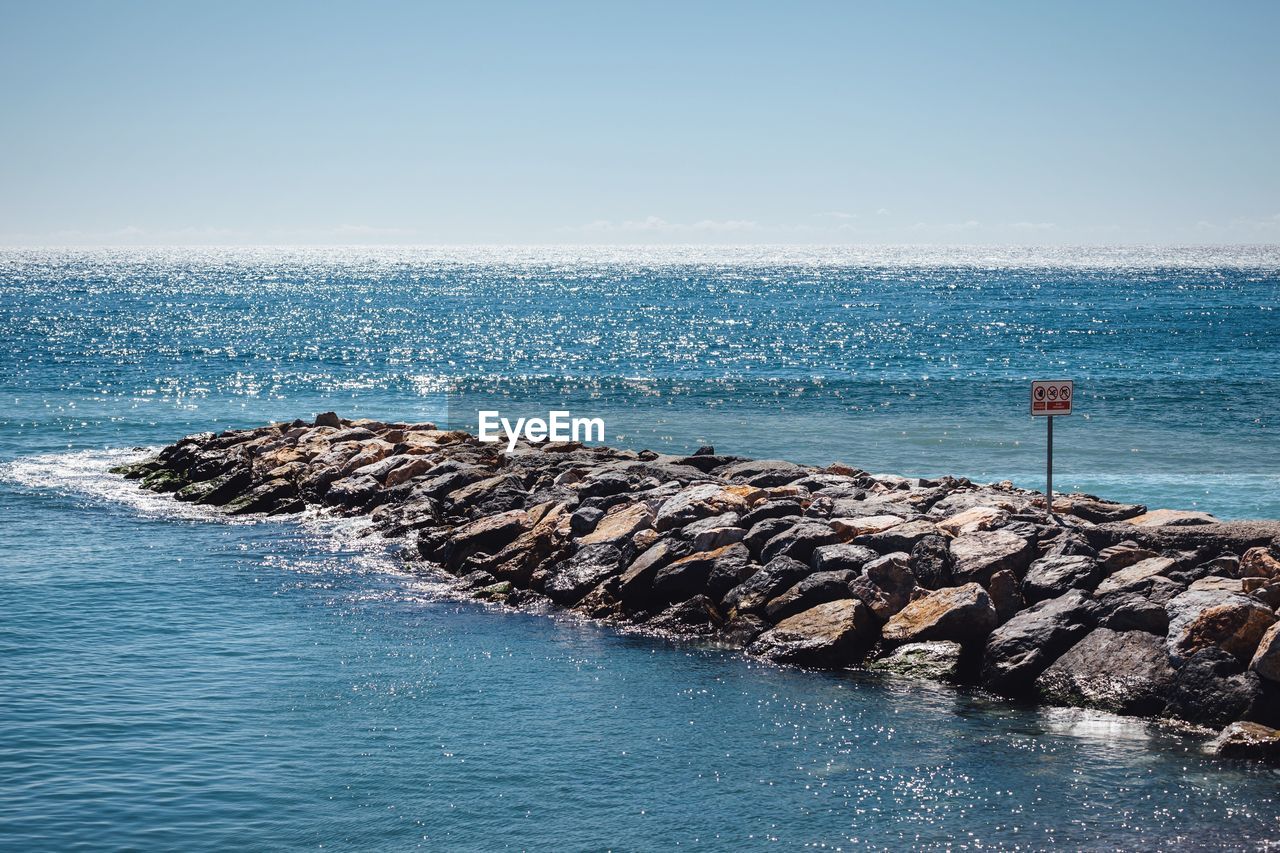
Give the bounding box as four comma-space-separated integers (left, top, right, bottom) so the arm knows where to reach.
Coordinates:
115, 413, 1280, 760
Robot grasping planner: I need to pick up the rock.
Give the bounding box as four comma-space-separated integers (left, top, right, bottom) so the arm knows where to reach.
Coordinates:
1126, 508, 1220, 527
570, 506, 604, 535
575, 578, 623, 619
811, 543, 879, 574
617, 538, 690, 607
1207, 721, 1280, 760
313, 411, 342, 428
447, 473, 528, 515
740, 500, 803, 528
909, 535, 953, 590
1241, 547, 1280, 580
655, 483, 749, 532
1041, 529, 1098, 559
543, 543, 623, 605
764, 570, 857, 623
747, 599, 874, 666
718, 459, 809, 487
849, 554, 918, 621
578, 471, 633, 499
646, 595, 723, 636
936, 506, 1009, 536
383, 456, 435, 488
1163, 648, 1262, 728
176, 468, 252, 505
1065, 497, 1146, 524
1165, 589, 1276, 665
853, 520, 941, 555
690, 525, 746, 553
1098, 542, 1160, 571
1022, 555, 1103, 604
881, 583, 998, 645
722, 556, 811, 617
743, 517, 796, 560
869, 641, 964, 682
1096, 592, 1170, 634
577, 502, 654, 547
1189, 576, 1245, 593
1250, 622, 1280, 683
1094, 556, 1177, 596
1036, 628, 1175, 715
722, 613, 769, 647
652, 543, 751, 604
760, 521, 842, 565
987, 569, 1024, 624
981, 590, 1099, 696
437, 510, 530, 571
226, 478, 299, 515
829, 514, 905, 538
950, 529, 1037, 585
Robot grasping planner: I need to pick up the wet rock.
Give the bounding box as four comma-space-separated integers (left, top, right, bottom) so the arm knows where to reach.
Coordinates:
1022, 555, 1103, 604
722, 556, 811, 617
1036, 628, 1175, 715
869, 641, 964, 681
1165, 589, 1276, 665
909, 535, 953, 590
175, 468, 252, 505
849, 553, 918, 621
982, 590, 1099, 695
654, 483, 750, 532
722, 613, 769, 647
570, 506, 604, 535
950, 529, 1037, 585
853, 520, 940, 555
743, 517, 796, 560
652, 543, 751, 604
646, 595, 723, 636
760, 521, 842, 565
226, 477, 299, 515
313, 411, 342, 428
1207, 721, 1280, 760
882, 583, 998, 645
617, 538, 691, 608
747, 599, 874, 666
437, 509, 530, 572
578, 471, 633, 500
765, 570, 857, 622
1163, 648, 1262, 728
446, 473, 528, 515
811, 543, 879, 574
544, 543, 623, 605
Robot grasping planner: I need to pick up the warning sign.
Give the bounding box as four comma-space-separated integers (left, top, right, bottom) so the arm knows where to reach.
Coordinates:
1031, 380, 1073, 416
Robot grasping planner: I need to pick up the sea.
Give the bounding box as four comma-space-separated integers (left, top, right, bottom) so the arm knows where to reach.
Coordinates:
2, 246, 1278, 849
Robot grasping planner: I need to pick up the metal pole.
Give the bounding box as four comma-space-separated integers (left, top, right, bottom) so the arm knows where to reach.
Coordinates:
1046, 415, 1054, 515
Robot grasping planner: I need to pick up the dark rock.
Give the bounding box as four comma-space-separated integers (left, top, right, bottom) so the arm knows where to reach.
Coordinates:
176, 467, 252, 505
578, 471, 633, 500
722, 556, 811, 617
646, 594, 723, 636
544, 543, 623, 605
718, 458, 809, 487
1022, 555, 1103, 604
1165, 589, 1276, 665
849, 553, 918, 621
740, 500, 803, 529
981, 590, 1099, 696
570, 506, 604, 535
617, 537, 692, 608
1036, 628, 1175, 715
743, 517, 796, 560
655, 483, 750, 532
760, 521, 841, 565
747, 599, 875, 666
1094, 556, 1178, 596
853, 520, 941, 555
226, 477, 299, 515
909, 534, 953, 590
1096, 592, 1170, 635
764, 570, 857, 623
437, 510, 530, 572
987, 568, 1024, 624
870, 641, 964, 682
722, 613, 769, 647
652, 543, 750, 604
811, 543, 879, 574
1163, 648, 1262, 728
1207, 721, 1280, 760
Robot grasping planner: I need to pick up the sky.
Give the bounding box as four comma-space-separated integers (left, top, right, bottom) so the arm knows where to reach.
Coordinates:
1, 0, 1277, 246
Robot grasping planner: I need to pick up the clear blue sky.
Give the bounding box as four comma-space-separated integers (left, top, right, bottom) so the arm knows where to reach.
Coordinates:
1, 0, 1277, 245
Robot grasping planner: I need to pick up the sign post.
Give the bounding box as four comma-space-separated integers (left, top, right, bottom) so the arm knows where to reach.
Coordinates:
1030, 379, 1073, 515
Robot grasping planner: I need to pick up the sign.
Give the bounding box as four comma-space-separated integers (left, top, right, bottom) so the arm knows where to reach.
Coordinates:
1031, 379, 1073, 416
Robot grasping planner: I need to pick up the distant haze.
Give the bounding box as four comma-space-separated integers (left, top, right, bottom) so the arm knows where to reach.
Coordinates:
1, 0, 1277, 246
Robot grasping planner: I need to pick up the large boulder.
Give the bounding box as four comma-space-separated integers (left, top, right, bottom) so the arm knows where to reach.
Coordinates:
849, 553, 919, 621
747, 599, 874, 666
950, 529, 1036, 585
1126, 509, 1219, 527
654, 483, 750, 532
1095, 591, 1170, 635
543, 543, 623, 605
811, 543, 879, 574
1036, 628, 1175, 715
936, 506, 1009, 536
1240, 547, 1280, 580
869, 641, 964, 682
718, 459, 810, 487
740, 500, 802, 529
1250, 622, 1280, 684
652, 543, 752, 604
616, 537, 691, 608
1163, 648, 1262, 727
437, 509, 530, 572
722, 556, 811, 617
764, 570, 857, 623
1094, 556, 1178, 596
743, 518, 797, 560
577, 502, 654, 547
1021, 555, 1102, 604
853, 520, 941, 555
1165, 589, 1276, 665
981, 590, 1099, 696
881, 583, 998, 645
909, 534, 953, 590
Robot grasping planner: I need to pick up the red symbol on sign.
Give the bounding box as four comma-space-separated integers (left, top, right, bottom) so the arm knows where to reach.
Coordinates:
1034, 387, 1046, 401
1060, 385, 1071, 401
1047, 386, 1058, 401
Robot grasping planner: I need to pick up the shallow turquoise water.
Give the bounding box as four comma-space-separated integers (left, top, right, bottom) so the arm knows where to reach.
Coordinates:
2, 247, 1279, 849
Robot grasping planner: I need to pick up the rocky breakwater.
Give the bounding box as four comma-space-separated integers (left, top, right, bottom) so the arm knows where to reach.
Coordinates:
115, 414, 1280, 759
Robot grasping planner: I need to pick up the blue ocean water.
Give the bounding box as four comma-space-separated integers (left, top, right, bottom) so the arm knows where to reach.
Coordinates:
2, 246, 1279, 849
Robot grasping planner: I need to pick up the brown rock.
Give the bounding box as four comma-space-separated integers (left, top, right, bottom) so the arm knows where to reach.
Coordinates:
950, 529, 1036, 585
1126, 508, 1219, 527
1249, 622, 1280, 683
578, 502, 655, 547
747, 599, 875, 666
1207, 721, 1280, 760
1241, 547, 1280, 580
881, 583, 998, 645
